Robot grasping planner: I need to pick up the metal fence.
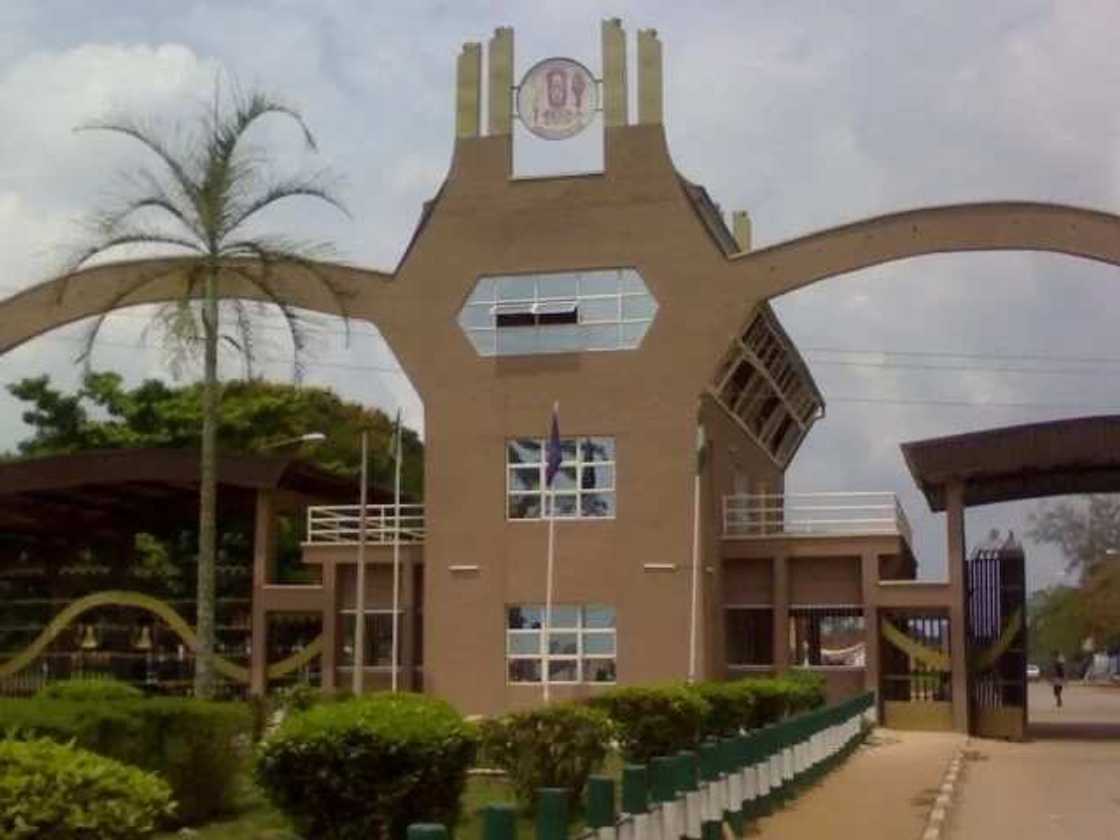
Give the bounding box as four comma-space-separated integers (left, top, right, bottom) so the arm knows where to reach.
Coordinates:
305, 504, 426, 545
723, 492, 912, 544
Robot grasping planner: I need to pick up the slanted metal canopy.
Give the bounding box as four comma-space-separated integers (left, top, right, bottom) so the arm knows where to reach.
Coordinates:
901, 415, 1120, 512
0, 448, 377, 540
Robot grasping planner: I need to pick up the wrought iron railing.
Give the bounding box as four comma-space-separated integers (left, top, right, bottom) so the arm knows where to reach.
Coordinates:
305, 504, 426, 545
722, 491, 912, 544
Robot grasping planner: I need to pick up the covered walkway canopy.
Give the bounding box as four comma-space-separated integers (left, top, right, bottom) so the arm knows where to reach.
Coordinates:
901, 415, 1120, 512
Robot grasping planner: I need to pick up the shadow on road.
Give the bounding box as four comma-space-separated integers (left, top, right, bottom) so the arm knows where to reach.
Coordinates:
1028, 720, 1120, 741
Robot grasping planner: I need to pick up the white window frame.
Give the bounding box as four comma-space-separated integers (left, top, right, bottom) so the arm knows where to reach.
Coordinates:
506, 604, 617, 686
506, 436, 616, 521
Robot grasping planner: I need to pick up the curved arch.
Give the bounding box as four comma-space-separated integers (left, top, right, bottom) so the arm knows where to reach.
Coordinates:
0, 589, 324, 683
0, 256, 399, 357
728, 202, 1120, 300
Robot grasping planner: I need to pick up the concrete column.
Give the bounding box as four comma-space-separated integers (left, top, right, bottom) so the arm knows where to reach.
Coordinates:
456, 42, 482, 139
946, 481, 969, 733
250, 489, 276, 696
637, 29, 663, 124
860, 551, 880, 700
601, 18, 627, 127
487, 27, 513, 136
321, 559, 339, 693
732, 211, 752, 253
772, 554, 790, 672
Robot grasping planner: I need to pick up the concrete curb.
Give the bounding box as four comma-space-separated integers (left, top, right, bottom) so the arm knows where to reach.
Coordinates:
920, 745, 965, 840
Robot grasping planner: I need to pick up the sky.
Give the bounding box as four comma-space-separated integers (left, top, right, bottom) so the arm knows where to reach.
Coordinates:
2, 0, 1119, 588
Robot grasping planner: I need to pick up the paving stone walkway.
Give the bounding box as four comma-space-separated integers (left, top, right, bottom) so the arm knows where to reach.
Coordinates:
748, 728, 965, 839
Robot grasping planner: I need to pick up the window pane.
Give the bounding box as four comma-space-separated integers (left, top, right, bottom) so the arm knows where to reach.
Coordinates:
508, 632, 541, 655
579, 271, 618, 296
583, 605, 616, 628
620, 268, 645, 294
497, 326, 538, 355
581, 437, 615, 462
550, 605, 580, 628
583, 658, 616, 683
548, 632, 579, 655
581, 492, 615, 518
548, 659, 579, 682
582, 633, 615, 655
469, 329, 497, 356
537, 324, 582, 353
459, 303, 493, 329
622, 295, 657, 320
508, 606, 544, 629
509, 494, 542, 519
508, 439, 541, 465
550, 466, 578, 491
581, 324, 620, 351
545, 493, 578, 518
580, 464, 614, 491
559, 439, 579, 463
498, 275, 536, 301
579, 297, 620, 323
537, 273, 578, 299
509, 659, 542, 683
509, 466, 541, 492
471, 275, 498, 302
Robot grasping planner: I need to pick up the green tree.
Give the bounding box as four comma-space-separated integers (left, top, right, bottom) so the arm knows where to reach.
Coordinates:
1027, 495, 1120, 653
1027, 585, 1091, 662
66, 89, 349, 697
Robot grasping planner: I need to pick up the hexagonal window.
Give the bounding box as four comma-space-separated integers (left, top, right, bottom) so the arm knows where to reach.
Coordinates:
457, 268, 657, 357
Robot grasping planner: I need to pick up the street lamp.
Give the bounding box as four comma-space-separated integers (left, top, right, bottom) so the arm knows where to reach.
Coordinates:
260, 432, 326, 450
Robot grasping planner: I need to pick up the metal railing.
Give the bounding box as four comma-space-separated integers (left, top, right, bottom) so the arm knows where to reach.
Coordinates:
305, 504, 426, 545
723, 492, 912, 544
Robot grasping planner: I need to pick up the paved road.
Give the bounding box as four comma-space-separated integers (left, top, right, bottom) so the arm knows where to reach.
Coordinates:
948, 682, 1120, 839
751, 728, 964, 839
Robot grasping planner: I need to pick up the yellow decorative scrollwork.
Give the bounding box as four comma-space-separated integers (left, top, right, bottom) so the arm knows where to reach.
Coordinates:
970, 607, 1023, 673
0, 590, 322, 683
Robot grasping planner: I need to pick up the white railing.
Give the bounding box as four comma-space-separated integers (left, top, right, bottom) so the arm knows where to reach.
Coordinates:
306, 504, 426, 545
723, 492, 912, 544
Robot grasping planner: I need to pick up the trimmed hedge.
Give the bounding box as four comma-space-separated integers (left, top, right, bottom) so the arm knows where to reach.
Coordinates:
478, 703, 613, 808
587, 684, 709, 764
0, 737, 174, 838
689, 680, 760, 736
784, 669, 828, 711
36, 676, 144, 702
0, 696, 252, 825
255, 692, 477, 840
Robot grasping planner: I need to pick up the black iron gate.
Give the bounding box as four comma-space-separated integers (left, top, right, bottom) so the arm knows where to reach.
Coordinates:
966, 532, 1027, 740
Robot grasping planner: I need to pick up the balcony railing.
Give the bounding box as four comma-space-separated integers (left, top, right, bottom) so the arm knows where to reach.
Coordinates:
305, 504, 426, 545
723, 492, 912, 544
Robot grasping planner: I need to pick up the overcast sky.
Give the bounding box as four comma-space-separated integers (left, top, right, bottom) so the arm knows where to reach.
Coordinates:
2, 1, 1119, 588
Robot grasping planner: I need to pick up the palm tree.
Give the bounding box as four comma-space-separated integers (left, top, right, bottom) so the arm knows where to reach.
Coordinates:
67, 87, 349, 698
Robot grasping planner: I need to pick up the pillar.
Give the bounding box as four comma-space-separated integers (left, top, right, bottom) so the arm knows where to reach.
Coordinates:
455, 43, 482, 139
946, 481, 969, 733
321, 558, 339, 693
250, 489, 276, 696
601, 18, 627, 127
772, 554, 790, 672
860, 551, 880, 700
487, 27, 513, 136
637, 29, 663, 124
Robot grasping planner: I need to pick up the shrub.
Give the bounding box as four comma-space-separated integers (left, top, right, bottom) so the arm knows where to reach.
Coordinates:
0, 737, 174, 839
784, 670, 827, 712
255, 692, 477, 840
689, 680, 759, 736
36, 676, 144, 702
0, 696, 252, 825
478, 703, 613, 808
739, 678, 791, 725
588, 685, 709, 763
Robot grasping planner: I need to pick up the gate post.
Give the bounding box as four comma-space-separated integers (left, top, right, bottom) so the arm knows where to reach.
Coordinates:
946, 480, 970, 734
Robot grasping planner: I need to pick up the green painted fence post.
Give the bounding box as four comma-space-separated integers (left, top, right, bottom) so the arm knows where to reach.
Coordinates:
621, 764, 650, 815
677, 750, 701, 840
483, 803, 517, 840
536, 788, 568, 840
697, 740, 721, 840
586, 776, 615, 831
721, 738, 743, 837
408, 825, 448, 840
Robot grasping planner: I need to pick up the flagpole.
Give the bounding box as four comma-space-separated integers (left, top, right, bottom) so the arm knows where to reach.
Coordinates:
353, 430, 369, 695
391, 410, 402, 693
688, 422, 705, 684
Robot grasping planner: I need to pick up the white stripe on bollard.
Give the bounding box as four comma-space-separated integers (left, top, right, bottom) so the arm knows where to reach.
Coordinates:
685, 790, 702, 840
755, 760, 770, 799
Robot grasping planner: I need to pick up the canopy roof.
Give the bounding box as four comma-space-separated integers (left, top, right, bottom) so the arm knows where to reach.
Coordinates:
901, 415, 1120, 511
0, 448, 378, 539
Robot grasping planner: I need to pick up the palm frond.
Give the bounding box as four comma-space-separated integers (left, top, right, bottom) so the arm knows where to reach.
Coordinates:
223, 176, 349, 238
76, 119, 201, 210
68, 231, 203, 273
222, 263, 309, 382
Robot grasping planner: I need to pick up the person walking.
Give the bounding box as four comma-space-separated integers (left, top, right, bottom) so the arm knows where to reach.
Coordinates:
1051, 651, 1066, 708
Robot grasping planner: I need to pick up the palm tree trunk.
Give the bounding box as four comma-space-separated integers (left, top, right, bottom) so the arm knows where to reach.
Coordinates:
195, 268, 220, 699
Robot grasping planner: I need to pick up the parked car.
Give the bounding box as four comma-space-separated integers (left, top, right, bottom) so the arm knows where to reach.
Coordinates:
1026, 663, 1041, 680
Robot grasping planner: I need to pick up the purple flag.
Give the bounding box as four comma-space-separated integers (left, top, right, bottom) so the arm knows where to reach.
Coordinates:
545, 403, 561, 487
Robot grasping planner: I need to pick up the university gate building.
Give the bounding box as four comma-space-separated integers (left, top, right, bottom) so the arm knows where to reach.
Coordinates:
3, 20, 1120, 736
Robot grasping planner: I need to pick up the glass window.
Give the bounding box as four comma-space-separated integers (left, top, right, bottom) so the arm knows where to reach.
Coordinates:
506, 604, 617, 685
725, 608, 774, 666
788, 608, 865, 667
340, 611, 402, 668
458, 268, 658, 356
507, 436, 616, 520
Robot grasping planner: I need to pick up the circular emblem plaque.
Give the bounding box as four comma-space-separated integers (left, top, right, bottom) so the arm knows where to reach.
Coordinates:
516, 58, 598, 141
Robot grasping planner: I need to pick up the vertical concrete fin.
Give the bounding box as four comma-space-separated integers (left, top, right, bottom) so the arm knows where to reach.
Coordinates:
456, 42, 482, 139
601, 18, 628, 127
637, 28, 663, 125
732, 211, 753, 253
488, 27, 514, 136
